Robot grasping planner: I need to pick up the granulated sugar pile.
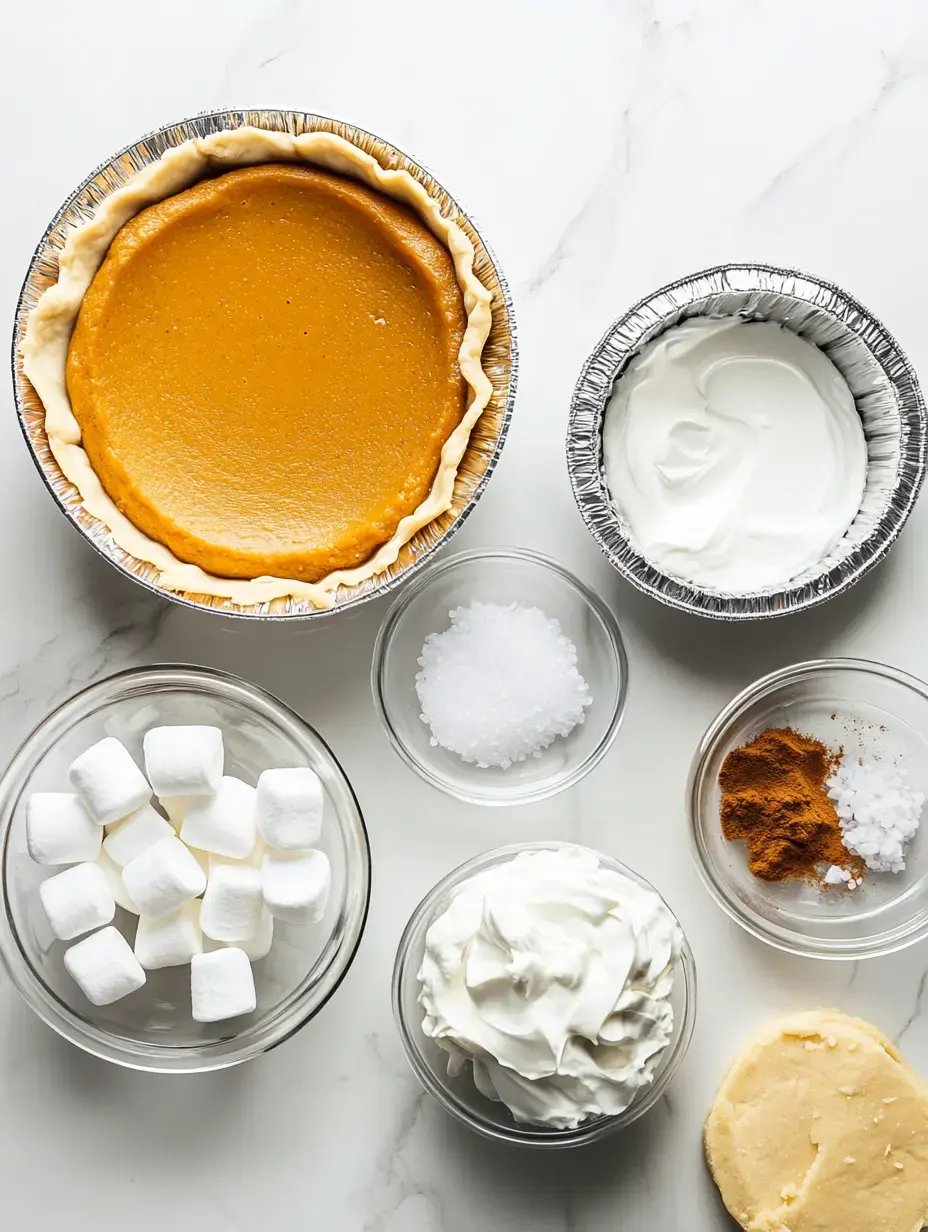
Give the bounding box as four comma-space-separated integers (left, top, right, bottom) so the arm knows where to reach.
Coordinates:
415, 601, 593, 769
827, 759, 925, 873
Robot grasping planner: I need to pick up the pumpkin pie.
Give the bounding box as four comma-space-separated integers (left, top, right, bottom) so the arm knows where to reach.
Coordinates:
22, 128, 494, 607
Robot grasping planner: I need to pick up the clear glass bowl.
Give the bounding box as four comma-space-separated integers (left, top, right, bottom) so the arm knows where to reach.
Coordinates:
371, 549, 628, 805
688, 658, 928, 959
392, 841, 696, 1147
0, 665, 371, 1071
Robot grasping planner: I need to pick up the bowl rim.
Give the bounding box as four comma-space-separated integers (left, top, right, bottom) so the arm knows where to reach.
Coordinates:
0, 662, 372, 1071
391, 839, 696, 1147
566, 261, 927, 621
370, 546, 629, 805
687, 656, 928, 959
11, 107, 519, 621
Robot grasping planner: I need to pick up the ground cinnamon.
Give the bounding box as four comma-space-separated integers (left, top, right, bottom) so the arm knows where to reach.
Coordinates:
719, 727, 865, 884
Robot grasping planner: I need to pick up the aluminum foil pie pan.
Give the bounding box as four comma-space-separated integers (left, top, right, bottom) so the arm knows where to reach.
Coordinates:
567, 264, 927, 620
11, 109, 518, 620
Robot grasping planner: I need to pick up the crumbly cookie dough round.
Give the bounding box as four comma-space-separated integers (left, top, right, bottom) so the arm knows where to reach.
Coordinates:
704, 1010, 928, 1232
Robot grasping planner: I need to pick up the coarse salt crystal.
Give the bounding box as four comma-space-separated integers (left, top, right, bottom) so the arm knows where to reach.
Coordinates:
827, 758, 924, 874
414, 601, 593, 770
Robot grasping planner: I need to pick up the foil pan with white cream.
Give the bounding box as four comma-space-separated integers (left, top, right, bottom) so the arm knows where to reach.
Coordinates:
567, 264, 927, 620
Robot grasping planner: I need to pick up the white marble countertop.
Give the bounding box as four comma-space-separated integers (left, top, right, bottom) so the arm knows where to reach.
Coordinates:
2, 0, 928, 1227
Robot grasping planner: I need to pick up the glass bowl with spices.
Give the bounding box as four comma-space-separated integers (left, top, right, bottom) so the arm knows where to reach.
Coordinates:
688, 659, 928, 959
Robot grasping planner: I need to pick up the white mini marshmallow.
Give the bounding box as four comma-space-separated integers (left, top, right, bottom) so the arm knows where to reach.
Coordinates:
189, 846, 210, 881
159, 796, 188, 831
122, 836, 207, 917
229, 908, 274, 962
39, 862, 116, 940
96, 850, 139, 914
208, 838, 265, 876
256, 767, 324, 851
65, 925, 146, 1006
200, 864, 263, 942
143, 726, 224, 799
261, 849, 331, 925
181, 776, 256, 859
68, 737, 150, 826
134, 902, 203, 970
191, 948, 256, 1022
26, 793, 101, 865
103, 803, 174, 867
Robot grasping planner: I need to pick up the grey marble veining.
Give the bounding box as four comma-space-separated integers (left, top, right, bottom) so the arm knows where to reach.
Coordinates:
2, 1, 928, 1228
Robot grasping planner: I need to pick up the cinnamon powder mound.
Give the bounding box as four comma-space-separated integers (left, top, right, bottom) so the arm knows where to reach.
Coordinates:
719, 727, 865, 884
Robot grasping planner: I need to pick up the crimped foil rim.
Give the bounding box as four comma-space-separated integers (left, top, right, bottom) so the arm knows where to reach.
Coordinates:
11, 108, 518, 621
567, 263, 927, 620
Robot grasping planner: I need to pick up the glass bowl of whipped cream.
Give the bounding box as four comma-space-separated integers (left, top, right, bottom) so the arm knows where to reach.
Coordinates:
568, 264, 927, 619
392, 841, 696, 1146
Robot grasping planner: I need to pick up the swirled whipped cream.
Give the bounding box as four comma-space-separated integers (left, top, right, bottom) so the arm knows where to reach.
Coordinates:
418, 846, 683, 1129
602, 318, 867, 593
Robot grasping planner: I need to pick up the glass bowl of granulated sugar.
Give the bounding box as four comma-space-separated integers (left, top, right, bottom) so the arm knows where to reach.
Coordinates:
371, 548, 628, 805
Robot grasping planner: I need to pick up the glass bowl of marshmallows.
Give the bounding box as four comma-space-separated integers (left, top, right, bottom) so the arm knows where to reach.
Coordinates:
372, 548, 628, 805
392, 841, 696, 1147
689, 658, 928, 959
0, 664, 370, 1071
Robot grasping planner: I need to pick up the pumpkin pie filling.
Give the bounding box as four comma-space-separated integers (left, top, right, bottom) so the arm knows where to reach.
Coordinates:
64, 163, 468, 582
